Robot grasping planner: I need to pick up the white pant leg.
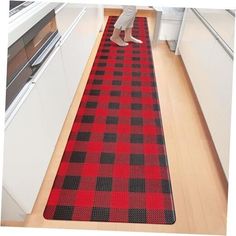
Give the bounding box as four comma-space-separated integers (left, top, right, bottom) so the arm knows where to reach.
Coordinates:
114, 6, 137, 30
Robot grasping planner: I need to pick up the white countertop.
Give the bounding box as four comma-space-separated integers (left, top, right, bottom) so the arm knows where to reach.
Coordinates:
8, 2, 60, 47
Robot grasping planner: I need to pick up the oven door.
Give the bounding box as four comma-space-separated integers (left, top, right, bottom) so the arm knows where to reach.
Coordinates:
23, 10, 58, 60
6, 9, 60, 110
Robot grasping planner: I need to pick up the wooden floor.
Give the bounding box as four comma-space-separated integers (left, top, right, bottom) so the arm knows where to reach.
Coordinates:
18, 11, 228, 235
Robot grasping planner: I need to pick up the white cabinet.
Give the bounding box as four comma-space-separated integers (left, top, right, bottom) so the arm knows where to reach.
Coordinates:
3, 45, 70, 216
60, 7, 103, 100
33, 46, 71, 151
1, 187, 25, 221
2, 5, 103, 221
55, 3, 84, 36
158, 7, 184, 41
3, 83, 51, 214
178, 8, 234, 179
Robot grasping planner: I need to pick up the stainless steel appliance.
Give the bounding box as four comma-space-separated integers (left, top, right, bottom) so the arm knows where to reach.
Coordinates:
6, 9, 60, 109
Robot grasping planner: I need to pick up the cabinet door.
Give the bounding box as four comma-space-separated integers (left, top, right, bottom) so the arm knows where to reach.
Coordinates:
179, 9, 233, 178
33, 46, 70, 151
60, 7, 103, 102
55, 3, 84, 36
3, 84, 50, 213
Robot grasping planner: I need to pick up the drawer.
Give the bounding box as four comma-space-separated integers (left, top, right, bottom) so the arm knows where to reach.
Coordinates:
55, 3, 85, 37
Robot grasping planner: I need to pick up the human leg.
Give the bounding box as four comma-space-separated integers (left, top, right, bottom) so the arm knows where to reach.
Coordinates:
123, 7, 143, 44
110, 6, 137, 46
124, 27, 143, 44
110, 28, 129, 47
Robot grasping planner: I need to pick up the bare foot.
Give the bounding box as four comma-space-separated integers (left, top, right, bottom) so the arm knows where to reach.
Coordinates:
124, 36, 143, 44
110, 36, 129, 47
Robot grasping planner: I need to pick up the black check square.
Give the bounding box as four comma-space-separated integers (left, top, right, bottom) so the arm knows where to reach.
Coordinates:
133, 44, 140, 48
165, 210, 175, 224
98, 62, 106, 67
155, 118, 161, 126
152, 92, 158, 99
115, 63, 123, 68
131, 103, 143, 110
106, 116, 118, 124
132, 81, 141, 86
132, 57, 140, 61
116, 56, 124, 60
162, 179, 171, 193
132, 64, 141, 68
100, 152, 115, 164
54, 206, 74, 220
102, 49, 109, 53
129, 209, 146, 223
112, 80, 122, 85
110, 90, 121, 96
132, 72, 141, 77
96, 177, 112, 191
95, 70, 105, 75
131, 91, 142, 98
150, 72, 155, 78
70, 152, 86, 163
129, 178, 145, 192
81, 115, 94, 123
151, 81, 156, 87
159, 155, 167, 166
130, 134, 143, 143
114, 71, 123, 76
91, 207, 110, 221
117, 49, 125, 54
100, 55, 108, 59
157, 135, 165, 144
62, 176, 81, 189
77, 132, 91, 141
108, 102, 120, 109
131, 103, 142, 110
131, 117, 143, 126
89, 90, 100, 96
153, 104, 160, 111
93, 79, 103, 85
103, 133, 117, 142
130, 154, 144, 165
86, 101, 97, 108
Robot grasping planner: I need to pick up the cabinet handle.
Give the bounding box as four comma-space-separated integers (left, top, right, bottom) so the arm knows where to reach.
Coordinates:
191, 8, 234, 60
59, 8, 87, 46
31, 32, 61, 68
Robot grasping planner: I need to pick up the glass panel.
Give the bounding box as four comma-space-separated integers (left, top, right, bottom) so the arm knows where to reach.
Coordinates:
24, 17, 57, 59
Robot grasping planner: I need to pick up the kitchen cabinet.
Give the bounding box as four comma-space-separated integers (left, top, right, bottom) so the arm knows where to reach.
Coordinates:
3, 44, 70, 219
32, 45, 71, 151
177, 8, 234, 179
3, 82, 51, 215
2, 4, 103, 221
155, 7, 184, 41
1, 187, 25, 221
59, 6, 104, 101
55, 3, 84, 36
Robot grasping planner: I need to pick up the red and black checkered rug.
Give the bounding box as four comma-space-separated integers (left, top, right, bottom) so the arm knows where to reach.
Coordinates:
43, 16, 175, 224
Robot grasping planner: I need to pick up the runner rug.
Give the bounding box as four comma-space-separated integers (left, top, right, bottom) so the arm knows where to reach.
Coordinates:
44, 16, 176, 224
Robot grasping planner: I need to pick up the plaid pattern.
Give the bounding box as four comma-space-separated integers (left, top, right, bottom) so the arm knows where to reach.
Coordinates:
43, 16, 176, 224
